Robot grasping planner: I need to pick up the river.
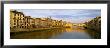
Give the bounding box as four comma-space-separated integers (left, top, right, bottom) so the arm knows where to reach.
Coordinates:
10, 26, 101, 39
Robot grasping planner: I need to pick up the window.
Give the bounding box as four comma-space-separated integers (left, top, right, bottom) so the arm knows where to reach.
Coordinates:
13, 26, 16, 28
16, 14, 17, 16
99, 20, 101, 23
14, 20, 16, 22
14, 23, 16, 25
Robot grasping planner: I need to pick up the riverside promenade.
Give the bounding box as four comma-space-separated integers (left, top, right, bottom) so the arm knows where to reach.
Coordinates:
10, 27, 64, 33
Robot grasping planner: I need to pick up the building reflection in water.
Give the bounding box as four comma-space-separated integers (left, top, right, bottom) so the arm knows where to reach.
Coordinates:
10, 27, 100, 39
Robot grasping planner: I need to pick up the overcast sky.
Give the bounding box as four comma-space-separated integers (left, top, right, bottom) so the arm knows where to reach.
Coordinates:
15, 9, 101, 23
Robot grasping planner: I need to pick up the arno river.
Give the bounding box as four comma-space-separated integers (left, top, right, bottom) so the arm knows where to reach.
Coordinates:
10, 26, 101, 39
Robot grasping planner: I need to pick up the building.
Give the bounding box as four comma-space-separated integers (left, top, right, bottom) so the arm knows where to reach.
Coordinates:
10, 10, 16, 29
10, 10, 25, 29
40, 18, 48, 28
10, 10, 73, 30
35, 18, 41, 28
24, 16, 31, 29
65, 22, 73, 28
46, 17, 53, 27
30, 18, 35, 28
52, 20, 57, 27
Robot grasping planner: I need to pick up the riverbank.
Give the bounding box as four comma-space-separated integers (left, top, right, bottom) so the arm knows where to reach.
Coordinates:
10, 27, 64, 33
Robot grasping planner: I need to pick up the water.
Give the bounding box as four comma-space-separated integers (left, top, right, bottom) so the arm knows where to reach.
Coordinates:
10, 26, 101, 39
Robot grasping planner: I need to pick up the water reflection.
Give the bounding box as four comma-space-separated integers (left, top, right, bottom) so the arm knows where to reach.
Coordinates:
85, 29, 101, 39
10, 27, 101, 39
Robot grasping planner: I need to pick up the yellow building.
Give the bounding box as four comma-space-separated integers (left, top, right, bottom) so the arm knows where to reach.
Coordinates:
10, 10, 15, 29
40, 17, 53, 28
52, 20, 57, 27
35, 18, 42, 28
30, 18, 35, 28
62, 21, 67, 27
55, 20, 60, 27
24, 16, 31, 29
46, 17, 53, 27
10, 10, 74, 30
10, 10, 25, 29
65, 22, 73, 28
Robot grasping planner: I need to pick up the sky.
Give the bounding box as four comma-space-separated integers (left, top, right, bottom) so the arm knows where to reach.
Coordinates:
15, 9, 101, 23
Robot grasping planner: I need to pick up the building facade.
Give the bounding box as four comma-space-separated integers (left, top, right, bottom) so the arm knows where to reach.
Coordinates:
10, 10, 25, 29
10, 10, 73, 30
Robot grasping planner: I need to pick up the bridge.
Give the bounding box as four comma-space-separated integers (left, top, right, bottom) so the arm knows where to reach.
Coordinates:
73, 23, 86, 27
